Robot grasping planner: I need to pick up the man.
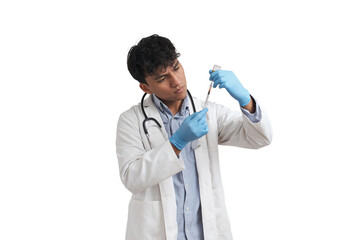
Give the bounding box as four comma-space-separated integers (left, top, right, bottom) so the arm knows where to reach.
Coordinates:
116, 34, 272, 240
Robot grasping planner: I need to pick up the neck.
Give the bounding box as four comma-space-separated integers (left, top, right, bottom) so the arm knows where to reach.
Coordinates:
162, 99, 184, 116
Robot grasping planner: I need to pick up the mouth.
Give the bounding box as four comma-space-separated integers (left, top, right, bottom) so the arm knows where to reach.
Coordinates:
175, 86, 184, 94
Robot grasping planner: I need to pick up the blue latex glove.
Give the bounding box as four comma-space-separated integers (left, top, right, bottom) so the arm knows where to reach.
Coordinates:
169, 108, 209, 151
209, 70, 251, 106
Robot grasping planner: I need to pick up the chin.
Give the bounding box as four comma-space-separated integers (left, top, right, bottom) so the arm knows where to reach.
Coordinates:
179, 90, 188, 99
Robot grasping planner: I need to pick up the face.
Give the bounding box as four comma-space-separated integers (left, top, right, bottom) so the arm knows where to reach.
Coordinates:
140, 60, 187, 104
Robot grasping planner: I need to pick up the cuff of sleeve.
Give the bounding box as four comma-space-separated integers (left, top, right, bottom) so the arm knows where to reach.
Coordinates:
240, 95, 262, 123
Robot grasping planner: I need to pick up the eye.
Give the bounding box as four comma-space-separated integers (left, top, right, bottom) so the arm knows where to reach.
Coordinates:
158, 77, 165, 83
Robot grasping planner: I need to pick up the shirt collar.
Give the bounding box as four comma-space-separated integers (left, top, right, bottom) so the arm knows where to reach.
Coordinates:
152, 94, 190, 117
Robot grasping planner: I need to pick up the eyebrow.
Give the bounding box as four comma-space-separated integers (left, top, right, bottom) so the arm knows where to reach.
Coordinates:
153, 61, 179, 80
173, 60, 179, 68
154, 73, 167, 80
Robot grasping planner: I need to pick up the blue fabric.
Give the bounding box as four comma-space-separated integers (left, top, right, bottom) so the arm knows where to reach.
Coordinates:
240, 95, 262, 123
152, 93, 262, 240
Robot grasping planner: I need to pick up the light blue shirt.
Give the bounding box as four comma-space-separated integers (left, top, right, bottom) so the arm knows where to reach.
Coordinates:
152, 94, 261, 240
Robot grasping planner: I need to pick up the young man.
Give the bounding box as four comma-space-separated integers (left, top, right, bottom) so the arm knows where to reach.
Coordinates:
116, 34, 272, 240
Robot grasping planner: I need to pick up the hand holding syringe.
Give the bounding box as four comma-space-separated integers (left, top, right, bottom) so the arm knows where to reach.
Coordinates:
204, 65, 221, 105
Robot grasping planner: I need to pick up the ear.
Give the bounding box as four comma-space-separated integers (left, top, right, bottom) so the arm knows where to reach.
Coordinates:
139, 83, 153, 94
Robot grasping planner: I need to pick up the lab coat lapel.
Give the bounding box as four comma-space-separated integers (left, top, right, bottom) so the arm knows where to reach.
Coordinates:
142, 94, 179, 239
192, 98, 217, 239
142, 95, 169, 146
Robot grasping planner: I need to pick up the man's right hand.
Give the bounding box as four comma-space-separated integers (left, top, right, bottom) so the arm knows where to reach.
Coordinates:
169, 108, 209, 151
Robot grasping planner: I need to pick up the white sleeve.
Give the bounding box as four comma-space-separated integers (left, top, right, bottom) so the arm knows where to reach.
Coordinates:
116, 109, 185, 194
211, 101, 272, 149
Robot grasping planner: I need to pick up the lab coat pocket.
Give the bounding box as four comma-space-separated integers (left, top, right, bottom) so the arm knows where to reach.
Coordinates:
212, 188, 232, 235
126, 199, 166, 239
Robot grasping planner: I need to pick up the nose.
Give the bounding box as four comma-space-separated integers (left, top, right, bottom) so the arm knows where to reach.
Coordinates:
169, 72, 180, 87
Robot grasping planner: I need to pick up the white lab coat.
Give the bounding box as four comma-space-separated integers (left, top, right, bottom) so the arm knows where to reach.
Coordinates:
116, 94, 272, 240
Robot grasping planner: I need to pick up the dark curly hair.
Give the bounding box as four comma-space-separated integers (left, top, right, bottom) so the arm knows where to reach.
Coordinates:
127, 34, 181, 84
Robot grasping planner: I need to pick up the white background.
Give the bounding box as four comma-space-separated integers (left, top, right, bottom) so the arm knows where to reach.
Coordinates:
1, 0, 359, 239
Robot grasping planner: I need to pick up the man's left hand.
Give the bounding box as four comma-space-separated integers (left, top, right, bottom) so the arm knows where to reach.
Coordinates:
209, 70, 251, 107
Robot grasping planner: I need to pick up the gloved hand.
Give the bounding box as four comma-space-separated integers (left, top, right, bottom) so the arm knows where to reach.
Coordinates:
169, 108, 209, 151
209, 70, 251, 106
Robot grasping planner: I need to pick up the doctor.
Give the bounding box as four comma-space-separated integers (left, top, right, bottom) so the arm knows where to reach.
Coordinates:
116, 34, 272, 240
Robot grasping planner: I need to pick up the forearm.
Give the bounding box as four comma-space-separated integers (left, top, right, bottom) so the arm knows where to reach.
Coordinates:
170, 143, 181, 156
241, 96, 255, 113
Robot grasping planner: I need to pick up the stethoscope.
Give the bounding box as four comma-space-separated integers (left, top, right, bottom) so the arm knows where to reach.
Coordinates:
141, 89, 197, 148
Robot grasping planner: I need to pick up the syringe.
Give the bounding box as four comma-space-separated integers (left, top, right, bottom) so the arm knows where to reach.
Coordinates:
205, 64, 221, 105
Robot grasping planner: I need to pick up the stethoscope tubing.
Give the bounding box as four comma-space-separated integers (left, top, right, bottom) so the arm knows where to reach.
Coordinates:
141, 90, 198, 149
141, 90, 196, 134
